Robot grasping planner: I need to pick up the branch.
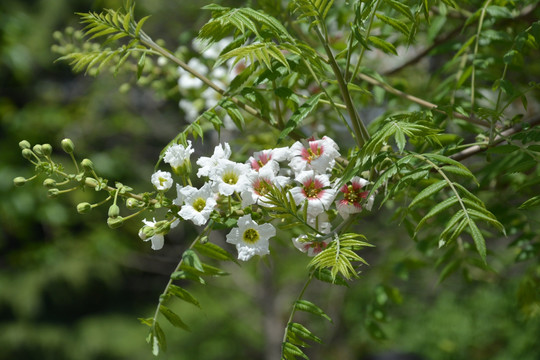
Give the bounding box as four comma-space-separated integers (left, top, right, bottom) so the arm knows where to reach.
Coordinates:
450, 114, 540, 161
356, 73, 491, 127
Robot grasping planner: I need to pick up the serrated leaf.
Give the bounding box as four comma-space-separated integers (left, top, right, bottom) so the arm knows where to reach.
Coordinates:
468, 220, 487, 262
168, 285, 200, 308
137, 52, 146, 80
282, 341, 309, 359
519, 195, 540, 209
409, 180, 447, 208
375, 14, 409, 36
368, 36, 398, 55
288, 323, 322, 343
295, 300, 332, 322
194, 241, 236, 262
313, 268, 349, 286
135, 15, 151, 37
182, 249, 204, 272
159, 305, 190, 331
415, 196, 459, 233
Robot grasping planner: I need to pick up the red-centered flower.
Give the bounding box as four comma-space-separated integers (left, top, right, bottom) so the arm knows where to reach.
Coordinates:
290, 170, 336, 216
336, 176, 373, 219
288, 136, 340, 175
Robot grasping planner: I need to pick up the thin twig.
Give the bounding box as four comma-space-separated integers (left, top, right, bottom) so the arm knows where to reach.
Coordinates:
356, 73, 491, 127
450, 114, 540, 161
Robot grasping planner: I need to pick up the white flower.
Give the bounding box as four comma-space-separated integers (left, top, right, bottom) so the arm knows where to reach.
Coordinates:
336, 176, 373, 219
173, 183, 185, 206
138, 219, 162, 250
292, 214, 332, 256
164, 141, 195, 172
241, 166, 289, 207
247, 146, 289, 174
288, 136, 340, 174
151, 170, 173, 191
177, 58, 207, 90
226, 214, 276, 261
292, 236, 331, 257
211, 159, 252, 196
290, 170, 336, 216
178, 183, 217, 226
196, 143, 232, 178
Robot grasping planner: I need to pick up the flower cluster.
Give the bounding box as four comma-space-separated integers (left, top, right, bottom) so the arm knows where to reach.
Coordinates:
141, 136, 374, 260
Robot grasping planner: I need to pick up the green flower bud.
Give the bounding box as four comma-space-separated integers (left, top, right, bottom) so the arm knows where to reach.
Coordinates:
19, 140, 31, 150
84, 177, 99, 187
107, 216, 124, 229
108, 204, 120, 218
81, 158, 94, 171
33, 144, 43, 156
61, 138, 74, 154
43, 178, 56, 188
47, 188, 59, 198
126, 197, 140, 209
77, 202, 92, 214
13, 177, 27, 187
22, 149, 33, 160
41, 143, 52, 156
141, 225, 155, 238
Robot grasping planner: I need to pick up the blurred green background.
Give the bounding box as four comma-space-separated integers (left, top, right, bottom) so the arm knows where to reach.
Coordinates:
1, 1, 539, 359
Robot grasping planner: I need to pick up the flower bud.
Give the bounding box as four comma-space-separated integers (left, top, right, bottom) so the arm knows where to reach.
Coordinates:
13, 177, 27, 187
41, 143, 52, 156
47, 188, 59, 198
33, 144, 43, 156
107, 216, 124, 229
108, 204, 120, 218
19, 140, 31, 150
77, 202, 92, 214
61, 138, 74, 154
140, 225, 155, 239
22, 149, 33, 160
81, 158, 94, 171
126, 197, 140, 209
43, 178, 56, 188
84, 177, 99, 187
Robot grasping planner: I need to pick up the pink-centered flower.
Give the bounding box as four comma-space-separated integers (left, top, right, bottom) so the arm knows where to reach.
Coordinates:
241, 166, 289, 207
247, 147, 289, 174
336, 176, 373, 219
288, 136, 340, 175
290, 170, 336, 216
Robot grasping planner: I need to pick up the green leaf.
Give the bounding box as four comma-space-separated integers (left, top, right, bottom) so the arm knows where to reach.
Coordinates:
486, 144, 520, 154
159, 305, 191, 331
278, 93, 322, 142
137, 52, 145, 80
368, 36, 398, 55
282, 341, 309, 360
288, 323, 322, 343
294, 300, 332, 322
194, 241, 236, 262
519, 195, 540, 209
415, 196, 459, 233
135, 15, 151, 37
182, 249, 204, 272
375, 14, 409, 36
313, 268, 349, 286
409, 180, 447, 208
168, 285, 201, 308
468, 220, 487, 262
